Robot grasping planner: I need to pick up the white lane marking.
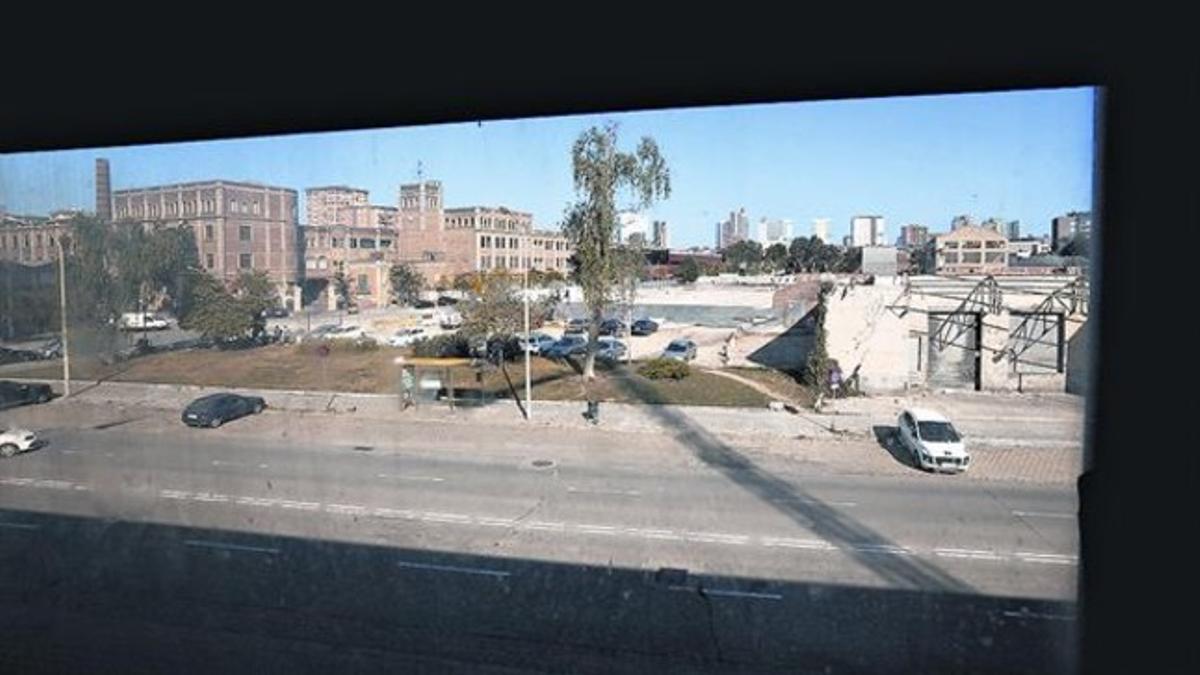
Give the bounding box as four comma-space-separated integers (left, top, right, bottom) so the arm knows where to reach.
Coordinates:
420, 512, 471, 524
0, 477, 34, 486
278, 500, 320, 511
477, 517, 516, 528
236, 496, 278, 507
73, 484, 90, 491
395, 560, 510, 578
377, 473, 445, 483
190, 492, 230, 503
373, 507, 420, 520
1013, 511, 1075, 520
567, 486, 641, 497
60, 449, 79, 455
0, 522, 41, 530
577, 524, 619, 536
524, 520, 566, 532
1002, 609, 1076, 621
161, 489, 191, 500
702, 588, 783, 601
933, 548, 1006, 561
684, 532, 750, 545
760, 536, 836, 550
1016, 552, 1078, 565
259, 464, 269, 469
624, 528, 682, 541
326, 504, 369, 516
32, 479, 74, 490
184, 539, 279, 555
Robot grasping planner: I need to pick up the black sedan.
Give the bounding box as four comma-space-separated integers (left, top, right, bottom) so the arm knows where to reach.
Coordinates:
598, 319, 627, 337
0, 380, 54, 410
181, 393, 267, 428
631, 318, 659, 336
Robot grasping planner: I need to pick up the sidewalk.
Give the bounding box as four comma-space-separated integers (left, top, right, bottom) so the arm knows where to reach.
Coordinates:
11, 377, 1084, 452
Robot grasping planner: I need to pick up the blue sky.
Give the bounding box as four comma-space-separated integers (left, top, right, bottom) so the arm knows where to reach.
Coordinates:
0, 87, 1095, 248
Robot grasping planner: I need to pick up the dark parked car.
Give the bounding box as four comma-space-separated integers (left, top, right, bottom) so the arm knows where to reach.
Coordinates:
598, 319, 626, 337
181, 393, 267, 428
564, 318, 589, 334
414, 299, 436, 309
436, 296, 460, 306
631, 319, 659, 336
542, 335, 588, 359
0, 380, 54, 410
0, 347, 42, 365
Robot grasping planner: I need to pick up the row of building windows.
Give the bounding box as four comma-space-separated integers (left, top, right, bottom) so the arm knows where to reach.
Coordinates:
478, 256, 566, 271
942, 240, 1007, 250
117, 198, 218, 219
941, 252, 1008, 264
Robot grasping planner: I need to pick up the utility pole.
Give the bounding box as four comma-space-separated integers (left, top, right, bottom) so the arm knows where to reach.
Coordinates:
523, 263, 531, 420
54, 235, 71, 398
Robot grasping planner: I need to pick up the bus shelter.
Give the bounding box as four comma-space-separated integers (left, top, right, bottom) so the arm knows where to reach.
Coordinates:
394, 357, 490, 410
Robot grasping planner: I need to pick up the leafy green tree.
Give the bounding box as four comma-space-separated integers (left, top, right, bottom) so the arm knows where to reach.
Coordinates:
723, 240, 764, 274
838, 247, 863, 273
179, 271, 254, 341
232, 270, 277, 334
332, 261, 354, 310
561, 122, 671, 379
388, 263, 425, 306
764, 243, 789, 273
459, 270, 557, 342
675, 256, 701, 284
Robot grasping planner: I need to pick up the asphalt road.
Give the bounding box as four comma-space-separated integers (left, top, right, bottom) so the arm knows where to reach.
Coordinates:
0, 421, 1078, 673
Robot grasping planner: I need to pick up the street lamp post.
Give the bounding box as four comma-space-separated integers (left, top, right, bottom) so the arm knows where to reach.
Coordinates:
523, 264, 531, 420
54, 235, 71, 398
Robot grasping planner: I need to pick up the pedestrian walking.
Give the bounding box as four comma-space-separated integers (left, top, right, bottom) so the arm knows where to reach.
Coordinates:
829, 361, 843, 399
400, 366, 416, 411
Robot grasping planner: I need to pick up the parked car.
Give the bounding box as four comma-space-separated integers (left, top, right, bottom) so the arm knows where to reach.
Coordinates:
324, 325, 365, 340
661, 339, 698, 362
0, 423, 41, 458
595, 338, 628, 362
0, 347, 42, 364
439, 311, 464, 329
631, 319, 659, 336
118, 312, 170, 331
517, 332, 556, 355
0, 380, 54, 410
37, 337, 63, 359
261, 306, 289, 318
542, 335, 588, 359
896, 408, 970, 473
564, 318, 589, 334
599, 318, 626, 337
436, 296, 459, 306
414, 299, 436, 309
388, 328, 428, 348
181, 393, 267, 428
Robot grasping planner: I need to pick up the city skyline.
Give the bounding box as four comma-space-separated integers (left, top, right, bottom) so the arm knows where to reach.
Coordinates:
0, 87, 1095, 248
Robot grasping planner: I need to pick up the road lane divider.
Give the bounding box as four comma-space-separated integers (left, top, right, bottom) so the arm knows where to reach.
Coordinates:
395, 560, 511, 578
184, 539, 279, 555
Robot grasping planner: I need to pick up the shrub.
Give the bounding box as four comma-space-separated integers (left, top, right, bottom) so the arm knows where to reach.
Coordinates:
637, 357, 691, 380
411, 333, 471, 358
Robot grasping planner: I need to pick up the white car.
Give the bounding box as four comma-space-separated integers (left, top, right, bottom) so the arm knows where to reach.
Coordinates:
596, 336, 628, 361
0, 424, 40, 458
518, 333, 556, 354
324, 325, 366, 340
896, 408, 970, 473
388, 328, 427, 347
118, 312, 170, 331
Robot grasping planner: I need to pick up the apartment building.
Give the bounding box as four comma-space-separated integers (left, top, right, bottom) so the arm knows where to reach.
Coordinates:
934, 225, 1009, 275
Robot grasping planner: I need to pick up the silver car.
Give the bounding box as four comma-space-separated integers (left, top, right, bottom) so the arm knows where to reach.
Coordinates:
661, 339, 697, 362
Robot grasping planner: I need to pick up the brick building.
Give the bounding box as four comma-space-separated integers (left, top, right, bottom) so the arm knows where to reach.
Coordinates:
301, 223, 395, 309
112, 180, 302, 308
306, 186, 398, 229
934, 225, 1009, 275
0, 211, 77, 265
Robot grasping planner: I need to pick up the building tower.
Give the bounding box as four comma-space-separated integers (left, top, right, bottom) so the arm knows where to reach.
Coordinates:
95, 158, 112, 222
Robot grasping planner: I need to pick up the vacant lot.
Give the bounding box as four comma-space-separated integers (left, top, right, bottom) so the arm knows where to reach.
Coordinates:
4, 346, 772, 407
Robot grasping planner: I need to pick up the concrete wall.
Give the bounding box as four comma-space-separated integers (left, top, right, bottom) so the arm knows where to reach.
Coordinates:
823, 282, 920, 393
1065, 316, 1089, 395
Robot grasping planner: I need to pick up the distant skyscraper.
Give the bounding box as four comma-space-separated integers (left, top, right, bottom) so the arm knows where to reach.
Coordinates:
95, 158, 112, 222
850, 215, 885, 247
980, 217, 1006, 234
756, 217, 792, 247
1006, 220, 1021, 240
617, 211, 649, 244
812, 218, 830, 244
1051, 211, 1092, 248
717, 208, 750, 249
951, 214, 975, 231
898, 224, 929, 249
652, 220, 668, 248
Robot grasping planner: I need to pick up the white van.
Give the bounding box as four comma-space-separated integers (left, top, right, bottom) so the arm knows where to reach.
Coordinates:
119, 312, 170, 331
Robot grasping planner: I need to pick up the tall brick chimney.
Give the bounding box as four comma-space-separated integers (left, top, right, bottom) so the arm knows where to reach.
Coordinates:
95, 158, 112, 222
